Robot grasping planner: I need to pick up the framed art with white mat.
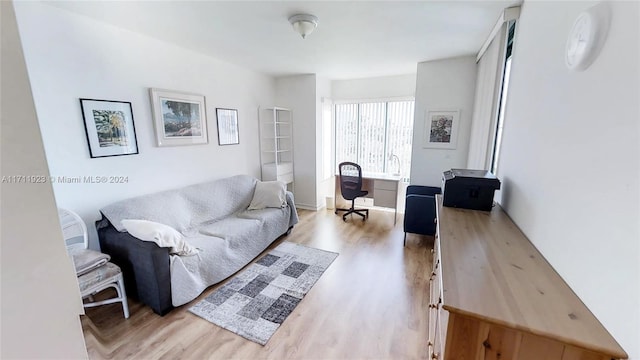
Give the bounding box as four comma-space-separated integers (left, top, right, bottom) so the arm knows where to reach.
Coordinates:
149, 88, 208, 147
423, 109, 460, 149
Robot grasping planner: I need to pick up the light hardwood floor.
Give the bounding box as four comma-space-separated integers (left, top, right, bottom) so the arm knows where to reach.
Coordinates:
81, 209, 434, 359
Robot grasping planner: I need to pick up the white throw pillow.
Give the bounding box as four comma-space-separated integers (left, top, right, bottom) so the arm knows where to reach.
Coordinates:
121, 219, 198, 256
248, 181, 287, 210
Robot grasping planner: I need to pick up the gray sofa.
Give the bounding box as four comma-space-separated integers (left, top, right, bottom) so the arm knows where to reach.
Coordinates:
96, 175, 298, 315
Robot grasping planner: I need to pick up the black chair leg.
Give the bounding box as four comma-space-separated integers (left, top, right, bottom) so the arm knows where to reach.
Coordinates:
337, 199, 368, 222
342, 209, 367, 222
404, 233, 407, 246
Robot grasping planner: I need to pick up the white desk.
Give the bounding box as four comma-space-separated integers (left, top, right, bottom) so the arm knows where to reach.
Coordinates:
334, 172, 401, 224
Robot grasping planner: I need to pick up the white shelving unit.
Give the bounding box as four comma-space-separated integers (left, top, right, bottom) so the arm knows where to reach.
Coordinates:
259, 107, 294, 191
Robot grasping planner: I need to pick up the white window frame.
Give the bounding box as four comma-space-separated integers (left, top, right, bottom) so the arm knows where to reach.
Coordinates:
333, 96, 415, 178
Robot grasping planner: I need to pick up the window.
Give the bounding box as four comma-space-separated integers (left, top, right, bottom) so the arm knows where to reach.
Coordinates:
491, 21, 516, 174
335, 100, 414, 182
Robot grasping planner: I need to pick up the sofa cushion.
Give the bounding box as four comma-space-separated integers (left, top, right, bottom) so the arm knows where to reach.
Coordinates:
68, 248, 110, 276
170, 209, 292, 306
122, 219, 198, 256
248, 181, 286, 210
197, 217, 262, 241
77, 262, 122, 297
239, 206, 289, 225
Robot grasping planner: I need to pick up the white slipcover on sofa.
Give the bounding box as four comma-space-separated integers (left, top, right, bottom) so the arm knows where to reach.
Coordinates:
96, 175, 298, 315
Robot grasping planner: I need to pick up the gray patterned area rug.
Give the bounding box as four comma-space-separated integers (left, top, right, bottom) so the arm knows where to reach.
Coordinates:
189, 241, 338, 345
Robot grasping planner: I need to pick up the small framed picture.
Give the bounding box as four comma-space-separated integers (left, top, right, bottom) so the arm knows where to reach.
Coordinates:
79, 98, 139, 158
216, 108, 239, 145
149, 88, 208, 147
423, 109, 460, 149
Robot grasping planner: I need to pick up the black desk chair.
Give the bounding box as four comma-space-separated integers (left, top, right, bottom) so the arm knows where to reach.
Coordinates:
335, 162, 369, 222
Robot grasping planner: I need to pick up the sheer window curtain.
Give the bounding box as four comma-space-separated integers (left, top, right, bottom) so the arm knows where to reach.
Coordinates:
467, 7, 519, 170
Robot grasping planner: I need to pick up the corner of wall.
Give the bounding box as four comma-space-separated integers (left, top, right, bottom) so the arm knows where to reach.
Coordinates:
410, 55, 477, 186
1, 1, 88, 357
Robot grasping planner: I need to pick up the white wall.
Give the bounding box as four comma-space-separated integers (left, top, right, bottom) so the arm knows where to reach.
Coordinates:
14, 2, 275, 248
331, 73, 416, 100
410, 56, 477, 186
275, 74, 319, 210
316, 76, 333, 206
498, 1, 639, 358
1, 1, 88, 357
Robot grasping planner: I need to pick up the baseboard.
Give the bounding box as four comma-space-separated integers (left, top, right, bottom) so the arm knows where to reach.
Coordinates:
296, 203, 404, 214
296, 203, 323, 211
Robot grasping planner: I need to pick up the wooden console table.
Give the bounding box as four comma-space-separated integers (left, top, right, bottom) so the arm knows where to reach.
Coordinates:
430, 195, 627, 359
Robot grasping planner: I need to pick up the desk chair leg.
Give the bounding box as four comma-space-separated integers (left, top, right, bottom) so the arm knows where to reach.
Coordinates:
342, 209, 366, 222
336, 199, 368, 222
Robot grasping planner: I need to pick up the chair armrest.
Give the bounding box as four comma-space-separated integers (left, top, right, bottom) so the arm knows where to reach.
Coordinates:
96, 215, 173, 315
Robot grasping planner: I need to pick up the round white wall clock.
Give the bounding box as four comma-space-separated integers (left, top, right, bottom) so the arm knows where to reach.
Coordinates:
565, 3, 610, 71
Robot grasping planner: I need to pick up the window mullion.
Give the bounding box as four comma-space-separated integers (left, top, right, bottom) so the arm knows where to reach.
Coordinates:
356, 104, 361, 165
383, 102, 389, 173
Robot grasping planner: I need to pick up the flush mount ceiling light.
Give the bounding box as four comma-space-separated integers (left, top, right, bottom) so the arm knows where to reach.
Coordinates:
288, 14, 318, 39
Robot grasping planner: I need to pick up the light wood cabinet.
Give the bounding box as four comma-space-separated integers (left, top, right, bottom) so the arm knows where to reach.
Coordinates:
428, 231, 447, 360
432, 195, 627, 360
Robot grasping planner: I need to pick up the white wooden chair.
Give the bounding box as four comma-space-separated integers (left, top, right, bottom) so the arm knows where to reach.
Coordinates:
58, 209, 130, 318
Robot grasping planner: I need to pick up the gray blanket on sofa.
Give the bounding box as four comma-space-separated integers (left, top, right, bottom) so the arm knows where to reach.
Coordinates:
100, 175, 298, 306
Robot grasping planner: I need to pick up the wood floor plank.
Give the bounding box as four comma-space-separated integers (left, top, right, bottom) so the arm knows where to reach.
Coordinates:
81, 209, 433, 359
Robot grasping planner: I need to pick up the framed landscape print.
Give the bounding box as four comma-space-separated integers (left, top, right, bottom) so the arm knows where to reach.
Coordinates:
423, 109, 460, 149
149, 88, 208, 146
216, 108, 239, 145
79, 98, 139, 158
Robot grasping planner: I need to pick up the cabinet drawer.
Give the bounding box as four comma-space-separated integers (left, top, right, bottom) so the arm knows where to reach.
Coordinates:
433, 238, 440, 272
276, 162, 293, 174
374, 189, 396, 208
438, 307, 449, 359
262, 162, 293, 182
432, 309, 443, 360
278, 172, 294, 184
374, 179, 397, 191
431, 262, 441, 307
428, 305, 439, 359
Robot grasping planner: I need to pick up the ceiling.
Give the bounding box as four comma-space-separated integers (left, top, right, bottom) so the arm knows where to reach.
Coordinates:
47, 1, 519, 80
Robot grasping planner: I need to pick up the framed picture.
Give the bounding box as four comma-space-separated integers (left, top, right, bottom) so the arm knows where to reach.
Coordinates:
216, 108, 239, 145
79, 98, 139, 158
423, 109, 460, 149
149, 88, 208, 146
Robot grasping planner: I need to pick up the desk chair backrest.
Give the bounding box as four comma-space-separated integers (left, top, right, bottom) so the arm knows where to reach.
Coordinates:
338, 162, 364, 200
